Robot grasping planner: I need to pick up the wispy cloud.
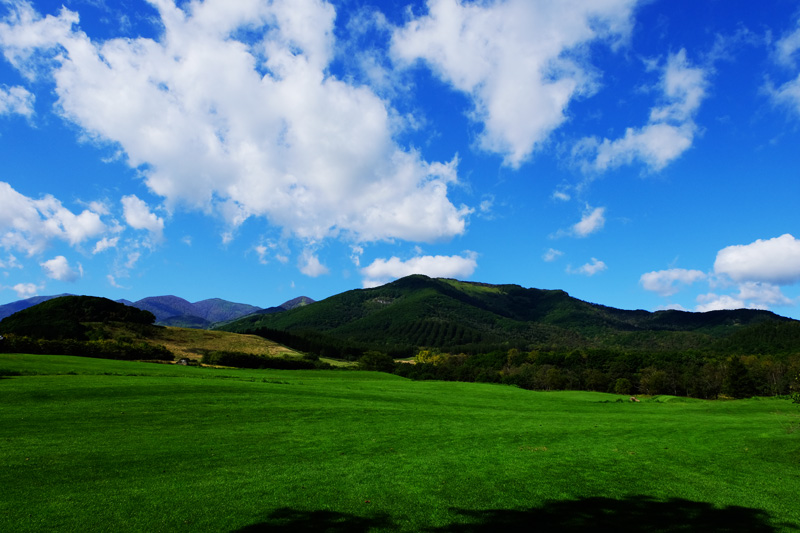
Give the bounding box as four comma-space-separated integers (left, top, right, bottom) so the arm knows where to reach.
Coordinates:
575, 49, 708, 172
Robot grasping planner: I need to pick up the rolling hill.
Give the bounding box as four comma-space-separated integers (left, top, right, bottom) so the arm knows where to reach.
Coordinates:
0, 294, 72, 320
0, 295, 156, 340
0, 295, 304, 362
218, 275, 798, 357
0, 293, 316, 328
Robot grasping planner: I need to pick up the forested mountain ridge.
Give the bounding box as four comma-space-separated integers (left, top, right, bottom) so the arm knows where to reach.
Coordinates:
218, 275, 797, 358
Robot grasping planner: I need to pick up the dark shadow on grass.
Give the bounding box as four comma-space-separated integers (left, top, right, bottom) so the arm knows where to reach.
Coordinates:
430, 496, 797, 533
232, 507, 393, 532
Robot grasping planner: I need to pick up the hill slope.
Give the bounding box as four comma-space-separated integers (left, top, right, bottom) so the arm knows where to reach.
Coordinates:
0, 295, 155, 340
0, 294, 72, 320
218, 275, 796, 357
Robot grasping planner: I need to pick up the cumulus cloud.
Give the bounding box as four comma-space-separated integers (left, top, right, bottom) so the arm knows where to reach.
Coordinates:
391, 0, 638, 167
361, 251, 478, 287
714, 234, 800, 285
640, 268, 706, 297
0, 181, 106, 255
577, 49, 708, 172
0, 84, 33, 116
695, 293, 751, 313
12, 282, 41, 299
572, 206, 606, 237
0, 0, 470, 248
40, 255, 82, 282
568, 257, 607, 276
695, 284, 793, 313
299, 249, 329, 278
735, 281, 793, 307
121, 195, 164, 242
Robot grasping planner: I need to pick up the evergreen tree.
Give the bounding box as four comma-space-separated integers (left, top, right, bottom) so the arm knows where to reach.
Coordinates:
723, 357, 755, 399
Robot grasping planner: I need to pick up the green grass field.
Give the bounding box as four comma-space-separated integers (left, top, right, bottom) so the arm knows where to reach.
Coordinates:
1, 353, 798, 532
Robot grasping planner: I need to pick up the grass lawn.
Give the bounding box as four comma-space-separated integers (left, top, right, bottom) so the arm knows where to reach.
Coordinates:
1, 353, 798, 532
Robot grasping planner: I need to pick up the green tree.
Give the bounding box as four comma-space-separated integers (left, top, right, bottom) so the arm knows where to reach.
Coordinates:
613, 378, 632, 396
358, 351, 396, 372
723, 357, 755, 399
639, 367, 668, 395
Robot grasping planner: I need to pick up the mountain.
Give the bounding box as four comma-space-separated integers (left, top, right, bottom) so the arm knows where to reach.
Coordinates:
124, 296, 265, 328
132, 296, 197, 322
192, 298, 263, 323
217, 275, 797, 357
0, 294, 72, 320
280, 296, 314, 310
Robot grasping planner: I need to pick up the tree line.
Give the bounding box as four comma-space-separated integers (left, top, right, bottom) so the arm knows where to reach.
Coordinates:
392, 348, 800, 399
0, 334, 173, 361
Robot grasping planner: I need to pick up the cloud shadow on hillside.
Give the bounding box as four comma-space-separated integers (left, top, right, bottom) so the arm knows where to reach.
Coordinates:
232, 507, 392, 532
430, 496, 795, 533
234, 496, 796, 532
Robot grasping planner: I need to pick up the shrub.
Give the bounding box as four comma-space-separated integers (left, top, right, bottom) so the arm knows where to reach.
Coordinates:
357, 351, 396, 372
200, 350, 327, 370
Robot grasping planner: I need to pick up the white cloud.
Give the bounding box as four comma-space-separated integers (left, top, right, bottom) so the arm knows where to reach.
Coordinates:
714, 234, 800, 285
640, 268, 706, 297
774, 18, 800, 68
568, 257, 607, 276
361, 251, 478, 287
40, 255, 82, 282
572, 206, 606, 237
552, 190, 571, 202
107, 274, 125, 289
0, 254, 21, 270
299, 249, 329, 278
767, 76, 800, 116
92, 236, 119, 254
12, 282, 41, 299
735, 281, 793, 307
478, 195, 494, 218
0, 181, 106, 255
0, 0, 470, 250
695, 293, 753, 313
121, 195, 164, 242
577, 49, 708, 172
391, 0, 636, 167
350, 245, 364, 267
255, 245, 269, 265
543, 248, 564, 262
392, 0, 638, 167
0, 84, 33, 116
766, 20, 800, 117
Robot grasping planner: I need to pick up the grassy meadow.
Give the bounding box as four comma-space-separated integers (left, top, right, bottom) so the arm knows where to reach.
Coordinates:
1, 353, 799, 532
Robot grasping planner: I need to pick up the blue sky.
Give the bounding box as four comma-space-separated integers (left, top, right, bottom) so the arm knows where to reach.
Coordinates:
0, 0, 799, 318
